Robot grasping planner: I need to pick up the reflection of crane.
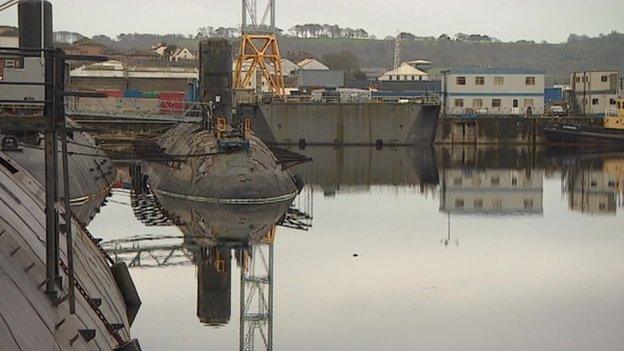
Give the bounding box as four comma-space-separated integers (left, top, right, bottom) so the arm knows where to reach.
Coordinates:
240, 230, 274, 351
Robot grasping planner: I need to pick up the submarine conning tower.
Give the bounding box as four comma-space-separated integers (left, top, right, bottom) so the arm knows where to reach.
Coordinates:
199, 38, 233, 122
18, 0, 53, 49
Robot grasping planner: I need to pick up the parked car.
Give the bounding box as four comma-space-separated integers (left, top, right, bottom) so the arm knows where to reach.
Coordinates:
549, 105, 566, 117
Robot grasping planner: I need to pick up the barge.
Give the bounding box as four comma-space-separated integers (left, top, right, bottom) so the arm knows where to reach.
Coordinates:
544, 96, 624, 145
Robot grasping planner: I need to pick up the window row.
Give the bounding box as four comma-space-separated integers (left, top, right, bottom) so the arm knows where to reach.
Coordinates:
456, 76, 535, 86
453, 98, 535, 108
387, 75, 425, 81
582, 97, 618, 106
575, 75, 611, 83
452, 175, 531, 187
454, 198, 535, 209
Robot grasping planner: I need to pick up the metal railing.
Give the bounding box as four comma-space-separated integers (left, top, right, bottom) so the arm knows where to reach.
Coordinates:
236, 92, 442, 105
66, 97, 211, 121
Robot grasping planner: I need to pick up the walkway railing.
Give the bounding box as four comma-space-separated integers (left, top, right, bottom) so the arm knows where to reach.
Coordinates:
66, 97, 211, 120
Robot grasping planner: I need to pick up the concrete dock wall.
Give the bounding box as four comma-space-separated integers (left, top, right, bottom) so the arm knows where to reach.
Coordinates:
246, 103, 440, 146
435, 116, 604, 145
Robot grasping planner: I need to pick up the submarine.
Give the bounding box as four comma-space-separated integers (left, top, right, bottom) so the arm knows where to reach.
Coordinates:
140, 38, 299, 205
0, 0, 114, 225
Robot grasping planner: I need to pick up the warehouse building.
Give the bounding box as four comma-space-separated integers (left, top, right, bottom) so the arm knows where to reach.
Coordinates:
570, 70, 619, 116
442, 68, 545, 116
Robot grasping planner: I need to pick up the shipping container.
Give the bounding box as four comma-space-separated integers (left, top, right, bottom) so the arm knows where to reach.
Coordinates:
159, 91, 186, 113
124, 89, 144, 98
544, 87, 563, 103
144, 91, 159, 99
97, 89, 122, 98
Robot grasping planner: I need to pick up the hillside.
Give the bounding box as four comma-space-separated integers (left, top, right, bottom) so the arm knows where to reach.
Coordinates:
84, 32, 624, 85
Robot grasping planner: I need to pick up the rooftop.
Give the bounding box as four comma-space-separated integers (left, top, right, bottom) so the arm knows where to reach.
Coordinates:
0, 26, 19, 37
446, 67, 546, 75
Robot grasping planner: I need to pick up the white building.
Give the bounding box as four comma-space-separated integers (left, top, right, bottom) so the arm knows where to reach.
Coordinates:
378, 62, 429, 82
297, 58, 329, 71
281, 59, 299, 76
571, 70, 619, 116
440, 168, 544, 215
442, 68, 546, 115
169, 47, 195, 62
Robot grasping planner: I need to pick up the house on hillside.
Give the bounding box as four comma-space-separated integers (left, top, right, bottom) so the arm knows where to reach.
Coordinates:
378, 62, 429, 82
152, 43, 168, 56
169, 47, 196, 62
298, 58, 329, 70
0, 26, 19, 47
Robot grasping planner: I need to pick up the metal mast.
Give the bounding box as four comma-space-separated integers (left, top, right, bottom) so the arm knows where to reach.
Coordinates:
393, 31, 402, 69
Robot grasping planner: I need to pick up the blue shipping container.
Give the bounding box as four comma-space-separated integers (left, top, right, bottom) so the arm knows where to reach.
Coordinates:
544, 87, 563, 103
124, 89, 144, 98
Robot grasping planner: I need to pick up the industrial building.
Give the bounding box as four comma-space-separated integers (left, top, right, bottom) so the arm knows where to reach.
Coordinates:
442, 68, 545, 116
70, 60, 198, 91
297, 58, 329, 70
570, 70, 619, 116
296, 69, 344, 93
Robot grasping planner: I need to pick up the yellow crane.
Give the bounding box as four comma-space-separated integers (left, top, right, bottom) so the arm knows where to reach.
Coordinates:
234, 0, 286, 98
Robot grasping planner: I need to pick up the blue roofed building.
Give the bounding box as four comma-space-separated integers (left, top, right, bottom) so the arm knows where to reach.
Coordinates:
442, 68, 546, 116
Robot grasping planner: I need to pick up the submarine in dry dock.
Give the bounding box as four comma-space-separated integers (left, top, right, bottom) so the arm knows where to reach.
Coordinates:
139, 38, 301, 205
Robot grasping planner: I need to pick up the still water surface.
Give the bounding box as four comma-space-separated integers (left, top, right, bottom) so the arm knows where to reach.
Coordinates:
89, 146, 624, 351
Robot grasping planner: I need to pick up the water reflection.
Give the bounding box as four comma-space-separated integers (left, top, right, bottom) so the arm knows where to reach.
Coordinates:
87, 146, 624, 350
563, 154, 624, 215
102, 167, 312, 350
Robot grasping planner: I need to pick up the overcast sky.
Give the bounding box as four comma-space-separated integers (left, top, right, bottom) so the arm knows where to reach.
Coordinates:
1, 0, 623, 43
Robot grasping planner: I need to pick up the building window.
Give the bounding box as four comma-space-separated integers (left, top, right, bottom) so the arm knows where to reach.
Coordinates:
575, 77, 580, 83
525, 76, 536, 85
474, 199, 483, 208
592, 98, 599, 105
454, 99, 464, 107
524, 199, 534, 209
5, 60, 15, 69
511, 177, 518, 186
492, 199, 503, 209
524, 99, 534, 107
475, 76, 485, 85
494, 76, 504, 85
455, 199, 465, 209
457, 76, 466, 85
610, 98, 616, 105
411, 76, 415, 81
473, 99, 483, 108
453, 177, 463, 186
601, 75, 608, 82
513, 99, 519, 108
492, 99, 502, 108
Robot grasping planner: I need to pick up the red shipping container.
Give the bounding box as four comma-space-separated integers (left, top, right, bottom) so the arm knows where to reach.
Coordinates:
159, 91, 186, 114
97, 89, 122, 98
